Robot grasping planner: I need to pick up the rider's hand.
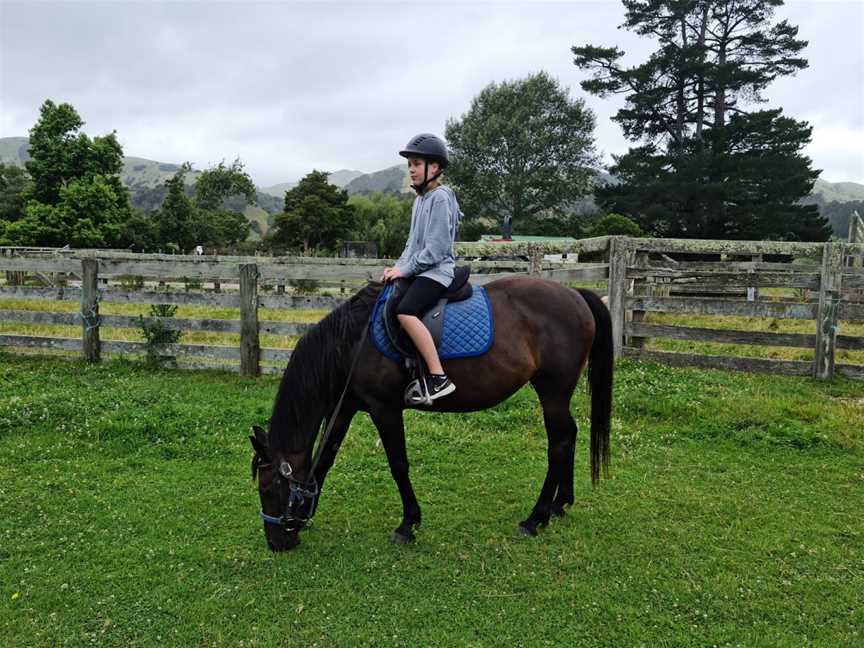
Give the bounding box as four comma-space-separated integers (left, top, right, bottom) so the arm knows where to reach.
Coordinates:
381, 267, 405, 282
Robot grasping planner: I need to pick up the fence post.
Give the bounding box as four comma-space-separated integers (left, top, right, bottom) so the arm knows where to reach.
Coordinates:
607, 236, 629, 358
528, 244, 543, 275
239, 263, 260, 377
629, 250, 648, 349
849, 210, 863, 268
81, 258, 101, 363
814, 243, 843, 380
748, 254, 762, 302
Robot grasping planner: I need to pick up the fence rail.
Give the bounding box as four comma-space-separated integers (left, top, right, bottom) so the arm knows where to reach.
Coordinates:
2, 227, 863, 381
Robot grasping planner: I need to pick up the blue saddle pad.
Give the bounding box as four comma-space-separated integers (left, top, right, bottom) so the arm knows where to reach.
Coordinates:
370, 284, 494, 362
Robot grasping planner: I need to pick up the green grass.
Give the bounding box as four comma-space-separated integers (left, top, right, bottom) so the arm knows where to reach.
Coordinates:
0, 298, 325, 350
644, 312, 864, 364
1, 353, 862, 646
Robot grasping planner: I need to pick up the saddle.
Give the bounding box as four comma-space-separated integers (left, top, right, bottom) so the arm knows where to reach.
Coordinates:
383, 265, 473, 358
382, 266, 473, 406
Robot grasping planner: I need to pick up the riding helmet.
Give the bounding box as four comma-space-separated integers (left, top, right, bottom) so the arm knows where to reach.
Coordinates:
398, 133, 449, 169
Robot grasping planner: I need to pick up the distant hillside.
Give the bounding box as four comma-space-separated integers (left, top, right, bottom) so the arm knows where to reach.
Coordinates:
344, 164, 412, 196
121, 156, 202, 190
259, 181, 296, 197
0, 137, 30, 165
260, 169, 363, 198
329, 169, 365, 188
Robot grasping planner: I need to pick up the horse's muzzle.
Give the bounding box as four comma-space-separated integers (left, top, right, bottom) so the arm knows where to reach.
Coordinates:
268, 532, 300, 552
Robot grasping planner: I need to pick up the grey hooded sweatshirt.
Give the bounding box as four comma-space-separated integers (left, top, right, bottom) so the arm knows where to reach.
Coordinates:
394, 185, 463, 287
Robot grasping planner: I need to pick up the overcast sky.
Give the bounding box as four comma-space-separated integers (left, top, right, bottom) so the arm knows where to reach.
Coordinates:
1, 0, 862, 186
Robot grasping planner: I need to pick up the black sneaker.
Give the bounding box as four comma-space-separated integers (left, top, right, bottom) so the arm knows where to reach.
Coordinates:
427, 374, 456, 400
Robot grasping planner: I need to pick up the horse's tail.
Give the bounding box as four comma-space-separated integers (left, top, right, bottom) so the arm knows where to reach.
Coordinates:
576, 288, 613, 487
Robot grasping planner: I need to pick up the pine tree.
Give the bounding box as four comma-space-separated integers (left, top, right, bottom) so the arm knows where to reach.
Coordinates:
573, 0, 830, 241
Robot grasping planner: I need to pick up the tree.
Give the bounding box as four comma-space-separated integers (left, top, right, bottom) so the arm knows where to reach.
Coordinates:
194, 158, 255, 211
193, 158, 254, 248
4, 100, 134, 247
591, 213, 644, 237
573, 0, 830, 241
445, 71, 599, 239
150, 163, 199, 251
126, 160, 253, 252
0, 164, 30, 222
270, 171, 355, 253
349, 192, 412, 257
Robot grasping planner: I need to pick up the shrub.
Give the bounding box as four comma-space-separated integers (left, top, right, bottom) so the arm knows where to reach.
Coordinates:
139, 304, 183, 367
289, 278, 320, 295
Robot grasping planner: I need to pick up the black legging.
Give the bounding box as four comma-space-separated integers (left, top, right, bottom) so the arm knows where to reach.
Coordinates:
395, 277, 447, 317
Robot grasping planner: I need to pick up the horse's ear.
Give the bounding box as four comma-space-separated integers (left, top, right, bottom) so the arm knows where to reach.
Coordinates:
249, 425, 270, 461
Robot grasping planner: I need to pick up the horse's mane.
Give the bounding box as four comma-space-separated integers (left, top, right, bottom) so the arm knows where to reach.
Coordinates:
268, 281, 383, 454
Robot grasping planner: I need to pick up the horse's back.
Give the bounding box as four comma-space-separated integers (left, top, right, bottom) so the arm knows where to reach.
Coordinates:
359, 275, 599, 413
483, 275, 596, 340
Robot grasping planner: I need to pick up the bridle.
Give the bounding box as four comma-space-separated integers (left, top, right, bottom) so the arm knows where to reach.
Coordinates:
258, 460, 320, 532
257, 306, 373, 533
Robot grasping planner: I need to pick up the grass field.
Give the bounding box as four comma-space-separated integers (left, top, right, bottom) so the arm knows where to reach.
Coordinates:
1, 352, 862, 647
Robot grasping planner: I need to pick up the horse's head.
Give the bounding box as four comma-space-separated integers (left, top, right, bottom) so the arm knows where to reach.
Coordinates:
249, 425, 318, 552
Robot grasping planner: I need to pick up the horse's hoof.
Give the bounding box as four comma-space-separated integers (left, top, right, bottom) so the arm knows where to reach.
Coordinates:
390, 531, 415, 545
515, 524, 537, 538
550, 503, 566, 518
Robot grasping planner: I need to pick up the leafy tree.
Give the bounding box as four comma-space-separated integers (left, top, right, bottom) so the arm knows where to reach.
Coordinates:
150, 163, 199, 251
8, 99, 134, 247
126, 160, 253, 252
458, 217, 496, 242
193, 158, 254, 248
348, 192, 412, 257
573, 0, 830, 241
517, 211, 588, 238
194, 158, 255, 211
445, 71, 599, 239
119, 211, 160, 252
197, 208, 250, 249
591, 213, 644, 237
270, 171, 355, 253
0, 163, 30, 221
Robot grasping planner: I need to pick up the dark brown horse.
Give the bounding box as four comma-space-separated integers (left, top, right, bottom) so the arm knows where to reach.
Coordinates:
249, 275, 612, 551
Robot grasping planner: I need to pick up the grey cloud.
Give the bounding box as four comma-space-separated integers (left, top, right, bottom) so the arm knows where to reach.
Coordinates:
1, 0, 861, 185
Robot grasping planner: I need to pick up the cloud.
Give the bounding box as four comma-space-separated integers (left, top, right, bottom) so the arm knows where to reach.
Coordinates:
1, 0, 861, 185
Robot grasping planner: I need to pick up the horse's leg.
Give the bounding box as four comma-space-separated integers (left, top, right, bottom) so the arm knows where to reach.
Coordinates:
520, 389, 575, 536
311, 407, 357, 491
550, 406, 577, 517
369, 407, 422, 544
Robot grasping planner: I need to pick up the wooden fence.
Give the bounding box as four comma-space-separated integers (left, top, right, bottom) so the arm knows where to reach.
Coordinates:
614, 232, 864, 381
2, 227, 863, 380
0, 238, 608, 376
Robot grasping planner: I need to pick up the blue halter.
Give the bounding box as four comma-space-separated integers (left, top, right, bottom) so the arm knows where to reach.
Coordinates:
259, 478, 320, 531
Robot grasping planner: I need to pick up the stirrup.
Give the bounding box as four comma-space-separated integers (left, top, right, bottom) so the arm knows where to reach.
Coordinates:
404, 377, 432, 407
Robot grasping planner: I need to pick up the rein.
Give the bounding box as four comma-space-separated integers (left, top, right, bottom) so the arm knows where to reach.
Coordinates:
259, 298, 375, 530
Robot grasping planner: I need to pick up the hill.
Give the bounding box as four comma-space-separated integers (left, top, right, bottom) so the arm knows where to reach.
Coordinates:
0, 136, 30, 165
260, 169, 364, 198
344, 164, 412, 196
809, 178, 864, 204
